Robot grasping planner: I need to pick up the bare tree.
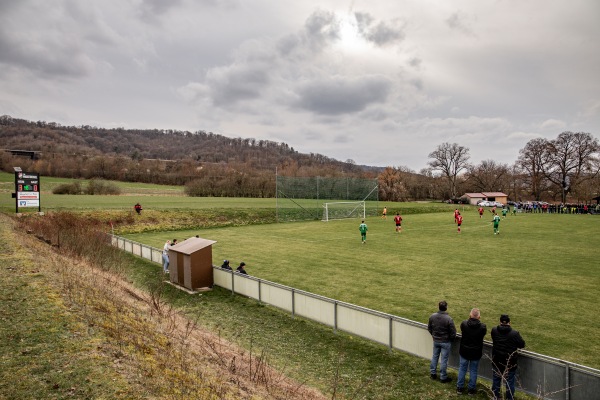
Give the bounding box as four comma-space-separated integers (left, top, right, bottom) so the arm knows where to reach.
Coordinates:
377, 166, 416, 201
517, 138, 550, 201
506, 164, 527, 202
428, 142, 470, 199
542, 132, 599, 203
466, 159, 510, 192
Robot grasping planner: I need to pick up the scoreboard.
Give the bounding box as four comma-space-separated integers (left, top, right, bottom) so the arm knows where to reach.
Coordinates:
14, 170, 41, 212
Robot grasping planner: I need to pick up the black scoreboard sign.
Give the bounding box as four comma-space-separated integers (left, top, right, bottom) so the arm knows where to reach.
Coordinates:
14, 170, 41, 212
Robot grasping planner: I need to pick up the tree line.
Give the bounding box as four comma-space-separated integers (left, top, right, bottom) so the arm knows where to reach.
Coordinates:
423, 133, 599, 204
1, 116, 598, 202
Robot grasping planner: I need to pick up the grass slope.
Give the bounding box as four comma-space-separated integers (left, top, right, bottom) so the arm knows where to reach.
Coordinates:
0, 217, 137, 399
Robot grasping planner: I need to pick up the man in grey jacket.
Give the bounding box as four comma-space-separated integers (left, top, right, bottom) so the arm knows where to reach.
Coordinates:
428, 300, 457, 383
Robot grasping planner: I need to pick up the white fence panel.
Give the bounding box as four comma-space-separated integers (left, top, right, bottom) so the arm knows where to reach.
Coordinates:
141, 246, 152, 261
232, 274, 260, 299
151, 249, 161, 263
123, 240, 132, 253
337, 305, 389, 346
132, 243, 141, 257
260, 283, 293, 312
294, 292, 335, 327
214, 269, 232, 289
392, 320, 431, 358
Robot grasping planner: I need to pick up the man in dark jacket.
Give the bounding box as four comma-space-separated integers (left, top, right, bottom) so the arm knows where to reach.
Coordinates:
428, 300, 457, 383
220, 260, 232, 270
491, 314, 526, 400
456, 308, 487, 395
236, 261, 248, 275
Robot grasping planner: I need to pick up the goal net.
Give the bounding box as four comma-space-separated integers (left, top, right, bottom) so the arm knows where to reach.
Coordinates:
322, 201, 366, 221
276, 175, 378, 222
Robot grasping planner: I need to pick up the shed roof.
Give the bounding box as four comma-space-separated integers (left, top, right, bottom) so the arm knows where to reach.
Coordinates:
170, 237, 217, 255
464, 193, 486, 198
464, 192, 508, 198
482, 192, 508, 197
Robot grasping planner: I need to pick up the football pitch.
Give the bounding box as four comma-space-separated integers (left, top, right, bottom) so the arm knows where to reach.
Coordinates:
127, 210, 600, 369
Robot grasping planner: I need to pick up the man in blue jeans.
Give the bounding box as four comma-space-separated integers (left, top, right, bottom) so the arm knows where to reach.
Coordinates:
491, 314, 526, 400
456, 308, 487, 395
428, 300, 456, 383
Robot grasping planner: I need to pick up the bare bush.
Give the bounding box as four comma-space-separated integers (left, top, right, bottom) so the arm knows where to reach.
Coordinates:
86, 179, 122, 195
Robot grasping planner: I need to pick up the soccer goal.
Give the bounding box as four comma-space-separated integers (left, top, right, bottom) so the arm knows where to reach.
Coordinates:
322, 201, 366, 221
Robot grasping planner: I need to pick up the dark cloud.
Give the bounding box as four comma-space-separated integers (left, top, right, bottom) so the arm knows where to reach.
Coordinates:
276, 34, 301, 56
206, 65, 271, 106
355, 12, 404, 46
303, 9, 340, 48
0, 1, 105, 79
0, 28, 93, 79
294, 75, 391, 115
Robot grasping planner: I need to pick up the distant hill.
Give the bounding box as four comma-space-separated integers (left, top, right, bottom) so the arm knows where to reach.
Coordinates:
1, 115, 386, 197
0, 115, 380, 176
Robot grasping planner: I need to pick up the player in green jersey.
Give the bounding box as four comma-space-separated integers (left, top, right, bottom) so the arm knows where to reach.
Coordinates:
492, 214, 501, 235
359, 220, 368, 244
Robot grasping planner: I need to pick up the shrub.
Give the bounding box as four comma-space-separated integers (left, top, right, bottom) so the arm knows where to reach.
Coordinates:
86, 179, 121, 195
52, 181, 83, 195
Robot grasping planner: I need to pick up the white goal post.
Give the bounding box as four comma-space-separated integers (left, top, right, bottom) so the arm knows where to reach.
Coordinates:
322, 201, 366, 222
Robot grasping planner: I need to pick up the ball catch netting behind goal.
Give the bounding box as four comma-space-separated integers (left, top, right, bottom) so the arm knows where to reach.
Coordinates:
275, 175, 378, 222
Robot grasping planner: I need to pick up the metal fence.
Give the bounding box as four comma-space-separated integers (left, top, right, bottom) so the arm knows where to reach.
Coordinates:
112, 235, 600, 399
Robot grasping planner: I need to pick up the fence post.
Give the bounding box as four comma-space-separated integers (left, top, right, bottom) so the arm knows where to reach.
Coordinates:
258, 279, 262, 304
389, 316, 393, 352
291, 288, 295, 318
334, 301, 338, 333
565, 362, 570, 400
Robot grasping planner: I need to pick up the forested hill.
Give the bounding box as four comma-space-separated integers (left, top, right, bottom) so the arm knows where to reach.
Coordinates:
0, 115, 379, 177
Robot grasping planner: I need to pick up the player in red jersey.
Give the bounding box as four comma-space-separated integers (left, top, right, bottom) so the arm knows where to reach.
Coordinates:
394, 213, 403, 233
456, 212, 463, 233
478, 207, 484, 218
454, 208, 460, 223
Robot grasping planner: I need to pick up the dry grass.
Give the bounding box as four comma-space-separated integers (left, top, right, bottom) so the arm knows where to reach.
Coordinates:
5, 213, 326, 400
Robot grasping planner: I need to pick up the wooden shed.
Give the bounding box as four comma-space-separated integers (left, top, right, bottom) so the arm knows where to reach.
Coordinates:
169, 237, 216, 290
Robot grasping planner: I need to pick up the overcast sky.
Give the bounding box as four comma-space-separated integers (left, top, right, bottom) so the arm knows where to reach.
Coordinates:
1, 0, 599, 171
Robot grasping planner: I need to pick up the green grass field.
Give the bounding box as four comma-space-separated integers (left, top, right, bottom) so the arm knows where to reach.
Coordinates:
126, 211, 600, 370
3, 170, 598, 370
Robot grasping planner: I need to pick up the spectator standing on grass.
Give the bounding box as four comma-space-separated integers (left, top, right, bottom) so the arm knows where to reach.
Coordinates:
236, 261, 248, 275
359, 220, 368, 244
162, 240, 171, 273
456, 308, 487, 395
134, 203, 142, 215
428, 300, 456, 384
491, 314, 526, 400
382, 206, 387, 219
394, 213, 403, 233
